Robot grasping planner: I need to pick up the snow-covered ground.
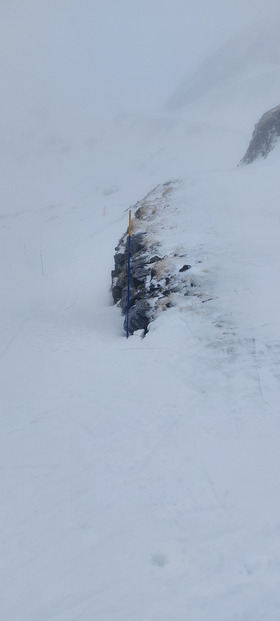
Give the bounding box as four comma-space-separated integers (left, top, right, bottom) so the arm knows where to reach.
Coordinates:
2, 2, 280, 620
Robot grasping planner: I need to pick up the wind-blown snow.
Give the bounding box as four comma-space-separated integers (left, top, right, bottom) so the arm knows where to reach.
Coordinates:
1, 2, 280, 620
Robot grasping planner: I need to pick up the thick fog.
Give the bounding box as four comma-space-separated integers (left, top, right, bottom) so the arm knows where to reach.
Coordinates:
1, 0, 279, 128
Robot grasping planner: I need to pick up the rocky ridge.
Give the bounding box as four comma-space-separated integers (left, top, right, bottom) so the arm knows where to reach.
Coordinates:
240, 104, 280, 164
111, 180, 201, 335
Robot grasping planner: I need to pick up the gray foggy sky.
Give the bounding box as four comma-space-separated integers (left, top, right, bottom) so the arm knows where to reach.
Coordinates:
1, 0, 279, 128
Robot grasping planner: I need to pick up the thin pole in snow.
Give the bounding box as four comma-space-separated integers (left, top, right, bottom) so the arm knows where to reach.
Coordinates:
40, 248, 45, 277
126, 210, 132, 338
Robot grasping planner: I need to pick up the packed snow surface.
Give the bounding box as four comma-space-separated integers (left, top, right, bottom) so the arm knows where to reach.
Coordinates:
2, 134, 280, 619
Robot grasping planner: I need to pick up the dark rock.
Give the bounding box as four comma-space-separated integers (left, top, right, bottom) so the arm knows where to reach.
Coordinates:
240, 104, 280, 164
120, 286, 144, 314
131, 267, 149, 288
130, 233, 146, 254
179, 264, 192, 272
114, 252, 127, 272
124, 300, 151, 335
112, 283, 123, 304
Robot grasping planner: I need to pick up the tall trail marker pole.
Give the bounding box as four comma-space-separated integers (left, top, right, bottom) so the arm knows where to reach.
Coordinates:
126, 210, 132, 338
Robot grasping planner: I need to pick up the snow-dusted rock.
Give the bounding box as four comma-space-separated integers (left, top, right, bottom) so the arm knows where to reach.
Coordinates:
111, 181, 194, 335
240, 104, 280, 164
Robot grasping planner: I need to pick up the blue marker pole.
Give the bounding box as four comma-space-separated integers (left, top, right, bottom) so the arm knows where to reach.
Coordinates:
126, 210, 132, 338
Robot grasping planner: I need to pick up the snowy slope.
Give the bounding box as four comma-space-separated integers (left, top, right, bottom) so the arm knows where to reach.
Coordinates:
2, 144, 280, 620
2, 3, 280, 621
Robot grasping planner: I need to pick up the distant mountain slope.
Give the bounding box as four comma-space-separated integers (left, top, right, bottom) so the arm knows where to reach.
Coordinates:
165, 24, 280, 116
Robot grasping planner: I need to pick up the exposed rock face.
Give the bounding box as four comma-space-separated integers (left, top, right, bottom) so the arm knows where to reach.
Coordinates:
111, 181, 195, 336
240, 104, 280, 164
111, 232, 153, 335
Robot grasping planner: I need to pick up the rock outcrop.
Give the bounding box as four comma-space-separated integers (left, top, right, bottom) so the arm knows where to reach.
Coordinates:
240, 104, 280, 164
111, 181, 194, 336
